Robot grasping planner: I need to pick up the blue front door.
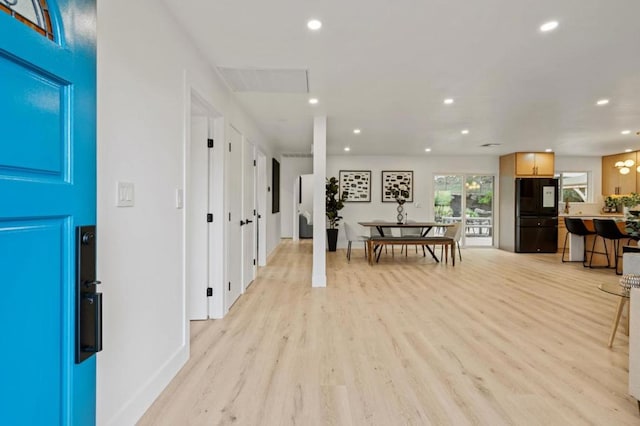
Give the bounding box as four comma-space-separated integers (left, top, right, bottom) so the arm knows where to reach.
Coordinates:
0, 0, 97, 424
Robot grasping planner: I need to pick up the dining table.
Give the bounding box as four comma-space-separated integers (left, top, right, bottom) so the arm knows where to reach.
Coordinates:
358, 221, 452, 262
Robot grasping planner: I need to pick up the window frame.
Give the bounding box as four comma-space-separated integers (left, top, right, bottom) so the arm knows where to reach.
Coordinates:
555, 171, 591, 203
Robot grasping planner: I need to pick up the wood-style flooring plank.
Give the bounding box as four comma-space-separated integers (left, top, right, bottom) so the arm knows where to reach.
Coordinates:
139, 241, 638, 425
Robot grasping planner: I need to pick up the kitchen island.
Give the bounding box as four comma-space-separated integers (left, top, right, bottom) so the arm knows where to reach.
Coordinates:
562, 215, 637, 269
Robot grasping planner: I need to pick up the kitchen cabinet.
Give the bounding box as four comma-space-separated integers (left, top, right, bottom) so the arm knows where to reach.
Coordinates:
514, 152, 555, 177
602, 152, 637, 195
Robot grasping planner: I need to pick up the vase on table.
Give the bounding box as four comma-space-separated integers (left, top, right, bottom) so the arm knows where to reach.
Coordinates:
395, 199, 406, 224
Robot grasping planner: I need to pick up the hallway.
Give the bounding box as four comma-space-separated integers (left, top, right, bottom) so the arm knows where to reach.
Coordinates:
140, 241, 636, 425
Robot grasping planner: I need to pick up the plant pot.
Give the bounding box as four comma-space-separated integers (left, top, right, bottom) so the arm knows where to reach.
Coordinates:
327, 229, 339, 252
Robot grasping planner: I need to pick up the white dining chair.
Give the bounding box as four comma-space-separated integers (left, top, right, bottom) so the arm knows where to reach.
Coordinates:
344, 222, 369, 261
439, 222, 463, 262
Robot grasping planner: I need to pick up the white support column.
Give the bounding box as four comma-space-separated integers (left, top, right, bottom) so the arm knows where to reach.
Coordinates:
312, 116, 327, 287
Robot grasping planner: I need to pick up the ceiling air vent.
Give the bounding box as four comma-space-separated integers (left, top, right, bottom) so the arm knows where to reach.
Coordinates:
282, 153, 313, 158
217, 68, 309, 93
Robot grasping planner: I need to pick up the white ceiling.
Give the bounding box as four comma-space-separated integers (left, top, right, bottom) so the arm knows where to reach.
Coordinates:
163, 0, 640, 156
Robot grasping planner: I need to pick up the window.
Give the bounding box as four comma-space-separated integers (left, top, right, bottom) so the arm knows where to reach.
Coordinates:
555, 172, 590, 202
0, 0, 54, 40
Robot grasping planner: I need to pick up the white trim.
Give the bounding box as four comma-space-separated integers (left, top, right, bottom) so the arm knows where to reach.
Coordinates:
183, 71, 225, 320
104, 345, 188, 426
312, 116, 327, 287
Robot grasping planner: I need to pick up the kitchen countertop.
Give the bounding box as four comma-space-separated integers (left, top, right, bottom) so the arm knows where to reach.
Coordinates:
560, 213, 623, 218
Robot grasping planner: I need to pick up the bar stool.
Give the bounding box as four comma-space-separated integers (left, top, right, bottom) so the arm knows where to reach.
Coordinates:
562, 217, 595, 266
591, 219, 638, 274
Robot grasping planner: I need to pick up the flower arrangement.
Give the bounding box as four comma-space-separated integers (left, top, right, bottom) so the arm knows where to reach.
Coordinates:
620, 193, 640, 208
604, 196, 618, 210
604, 193, 640, 211
390, 184, 409, 205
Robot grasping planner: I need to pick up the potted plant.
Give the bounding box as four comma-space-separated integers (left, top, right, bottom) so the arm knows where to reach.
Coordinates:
620, 193, 640, 215
604, 196, 618, 213
326, 177, 347, 252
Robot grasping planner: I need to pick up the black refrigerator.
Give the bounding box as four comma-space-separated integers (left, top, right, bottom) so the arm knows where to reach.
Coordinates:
515, 178, 559, 253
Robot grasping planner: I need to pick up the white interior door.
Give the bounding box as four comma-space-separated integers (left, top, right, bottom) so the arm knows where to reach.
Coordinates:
242, 139, 256, 290
257, 151, 267, 266
187, 116, 210, 319
226, 127, 243, 310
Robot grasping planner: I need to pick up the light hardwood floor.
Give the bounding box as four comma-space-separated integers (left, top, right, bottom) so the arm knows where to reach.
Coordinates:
139, 241, 638, 425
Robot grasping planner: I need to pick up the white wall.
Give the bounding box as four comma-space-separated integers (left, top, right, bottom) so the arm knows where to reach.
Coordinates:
280, 156, 313, 237
327, 155, 499, 249
97, 0, 280, 424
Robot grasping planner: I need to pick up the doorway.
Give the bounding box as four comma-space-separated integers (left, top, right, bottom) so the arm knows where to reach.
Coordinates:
186, 93, 219, 320
241, 138, 256, 290
433, 174, 495, 246
256, 151, 267, 266
226, 126, 243, 310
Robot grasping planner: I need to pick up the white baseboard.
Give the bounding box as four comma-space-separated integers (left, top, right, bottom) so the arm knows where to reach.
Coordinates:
312, 274, 326, 287
102, 344, 189, 426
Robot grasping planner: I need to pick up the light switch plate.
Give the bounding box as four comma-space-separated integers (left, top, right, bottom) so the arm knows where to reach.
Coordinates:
116, 182, 134, 207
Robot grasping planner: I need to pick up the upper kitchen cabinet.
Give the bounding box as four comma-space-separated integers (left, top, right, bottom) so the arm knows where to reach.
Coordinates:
502, 152, 555, 177
602, 152, 638, 195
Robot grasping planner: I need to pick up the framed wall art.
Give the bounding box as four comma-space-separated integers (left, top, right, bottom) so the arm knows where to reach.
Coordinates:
381, 170, 414, 202
339, 170, 371, 202
272, 158, 280, 213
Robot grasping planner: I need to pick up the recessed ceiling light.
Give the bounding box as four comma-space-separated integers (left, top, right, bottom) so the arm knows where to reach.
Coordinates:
307, 19, 322, 30
625, 149, 633, 153
444, 98, 454, 105
540, 21, 559, 32
353, 129, 361, 134
545, 148, 553, 152
425, 148, 431, 152
344, 147, 350, 152
622, 130, 631, 135
596, 99, 610, 106
461, 129, 469, 135
308, 98, 318, 105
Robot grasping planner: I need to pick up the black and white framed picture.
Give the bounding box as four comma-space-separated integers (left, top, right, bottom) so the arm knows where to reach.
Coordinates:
381, 170, 414, 202
272, 158, 280, 213
339, 170, 371, 202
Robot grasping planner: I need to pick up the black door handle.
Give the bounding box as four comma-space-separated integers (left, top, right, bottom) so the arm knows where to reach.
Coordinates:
240, 220, 246, 226
76, 225, 103, 364
246, 219, 253, 224
258, 214, 262, 219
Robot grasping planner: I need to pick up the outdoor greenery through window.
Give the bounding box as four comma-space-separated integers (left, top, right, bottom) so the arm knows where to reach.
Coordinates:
555, 172, 589, 203
434, 175, 494, 246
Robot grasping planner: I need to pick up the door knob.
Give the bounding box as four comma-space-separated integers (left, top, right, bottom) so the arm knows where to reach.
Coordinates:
246, 219, 253, 224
